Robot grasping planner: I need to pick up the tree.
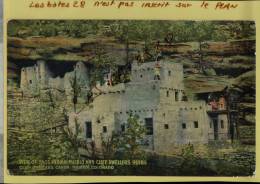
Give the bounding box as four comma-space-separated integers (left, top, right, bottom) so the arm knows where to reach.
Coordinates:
192, 21, 214, 71
101, 114, 146, 160
116, 114, 146, 160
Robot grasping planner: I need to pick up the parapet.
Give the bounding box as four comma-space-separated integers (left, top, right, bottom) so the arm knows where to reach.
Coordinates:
131, 60, 183, 71
92, 83, 126, 95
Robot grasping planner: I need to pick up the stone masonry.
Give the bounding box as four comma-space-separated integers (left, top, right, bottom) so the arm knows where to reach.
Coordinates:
68, 60, 230, 154
20, 59, 230, 154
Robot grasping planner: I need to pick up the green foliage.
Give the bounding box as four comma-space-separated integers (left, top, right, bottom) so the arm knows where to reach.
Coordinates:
89, 44, 119, 86
115, 114, 146, 159
8, 20, 255, 42
193, 21, 214, 42
7, 130, 81, 175
69, 71, 81, 109
101, 114, 146, 160
179, 144, 201, 174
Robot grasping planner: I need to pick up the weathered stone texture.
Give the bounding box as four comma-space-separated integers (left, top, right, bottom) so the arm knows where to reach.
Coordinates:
70, 60, 230, 154
16, 59, 230, 155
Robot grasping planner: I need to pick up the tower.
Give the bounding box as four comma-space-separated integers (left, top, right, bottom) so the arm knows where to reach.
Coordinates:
37, 60, 50, 89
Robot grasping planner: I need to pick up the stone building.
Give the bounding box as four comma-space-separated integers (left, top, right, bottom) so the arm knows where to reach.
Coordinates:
20, 59, 230, 154
66, 60, 230, 154
20, 61, 90, 101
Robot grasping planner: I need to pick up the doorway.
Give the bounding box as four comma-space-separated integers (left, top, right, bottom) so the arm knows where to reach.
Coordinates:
213, 118, 218, 140
85, 121, 92, 139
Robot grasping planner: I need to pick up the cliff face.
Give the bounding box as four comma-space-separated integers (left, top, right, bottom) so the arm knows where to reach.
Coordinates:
8, 36, 255, 82
7, 36, 255, 92
8, 36, 128, 63
8, 37, 255, 61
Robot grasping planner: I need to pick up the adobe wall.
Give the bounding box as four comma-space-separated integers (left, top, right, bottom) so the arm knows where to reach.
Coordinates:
92, 80, 160, 114
131, 62, 156, 82
20, 61, 53, 95
207, 114, 229, 141
131, 61, 184, 90
216, 113, 229, 140
69, 108, 118, 150
79, 80, 161, 150
20, 61, 90, 101
93, 112, 117, 149
68, 108, 93, 140
160, 61, 184, 89
124, 81, 160, 111
159, 87, 185, 104
20, 65, 39, 94
92, 88, 125, 115
49, 77, 64, 91
62, 62, 90, 103
154, 101, 211, 154
114, 110, 156, 151
66, 60, 230, 155
153, 108, 179, 153
175, 101, 211, 144
37, 60, 53, 87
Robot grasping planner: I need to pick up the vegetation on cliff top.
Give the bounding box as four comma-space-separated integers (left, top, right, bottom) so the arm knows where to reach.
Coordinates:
8, 20, 255, 42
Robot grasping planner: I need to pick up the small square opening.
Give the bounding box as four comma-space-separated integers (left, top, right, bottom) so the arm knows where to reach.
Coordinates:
103, 126, 107, 133
121, 124, 125, 132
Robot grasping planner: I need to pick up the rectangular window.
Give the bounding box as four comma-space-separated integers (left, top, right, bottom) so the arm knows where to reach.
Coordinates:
85, 121, 92, 139
103, 126, 107, 133
166, 91, 169, 97
175, 91, 179, 101
168, 70, 171, 76
145, 118, 153, 135
194, 121, 198, 128
221, 120, 224, 129
121, 124, 125, 132
164, 124, 169, 129
182, 123, 186, 129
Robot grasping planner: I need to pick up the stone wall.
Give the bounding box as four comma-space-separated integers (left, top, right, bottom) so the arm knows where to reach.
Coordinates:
20, 65, 39, 94
49, 76, 64, 91
20, 60, 53, 95
154, 101, 211, 153
21, 61, 90, 103
216, 114, 229, 140
131, 61, 184, 90
72, 61, 230, 154
125, 81, 160, 111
